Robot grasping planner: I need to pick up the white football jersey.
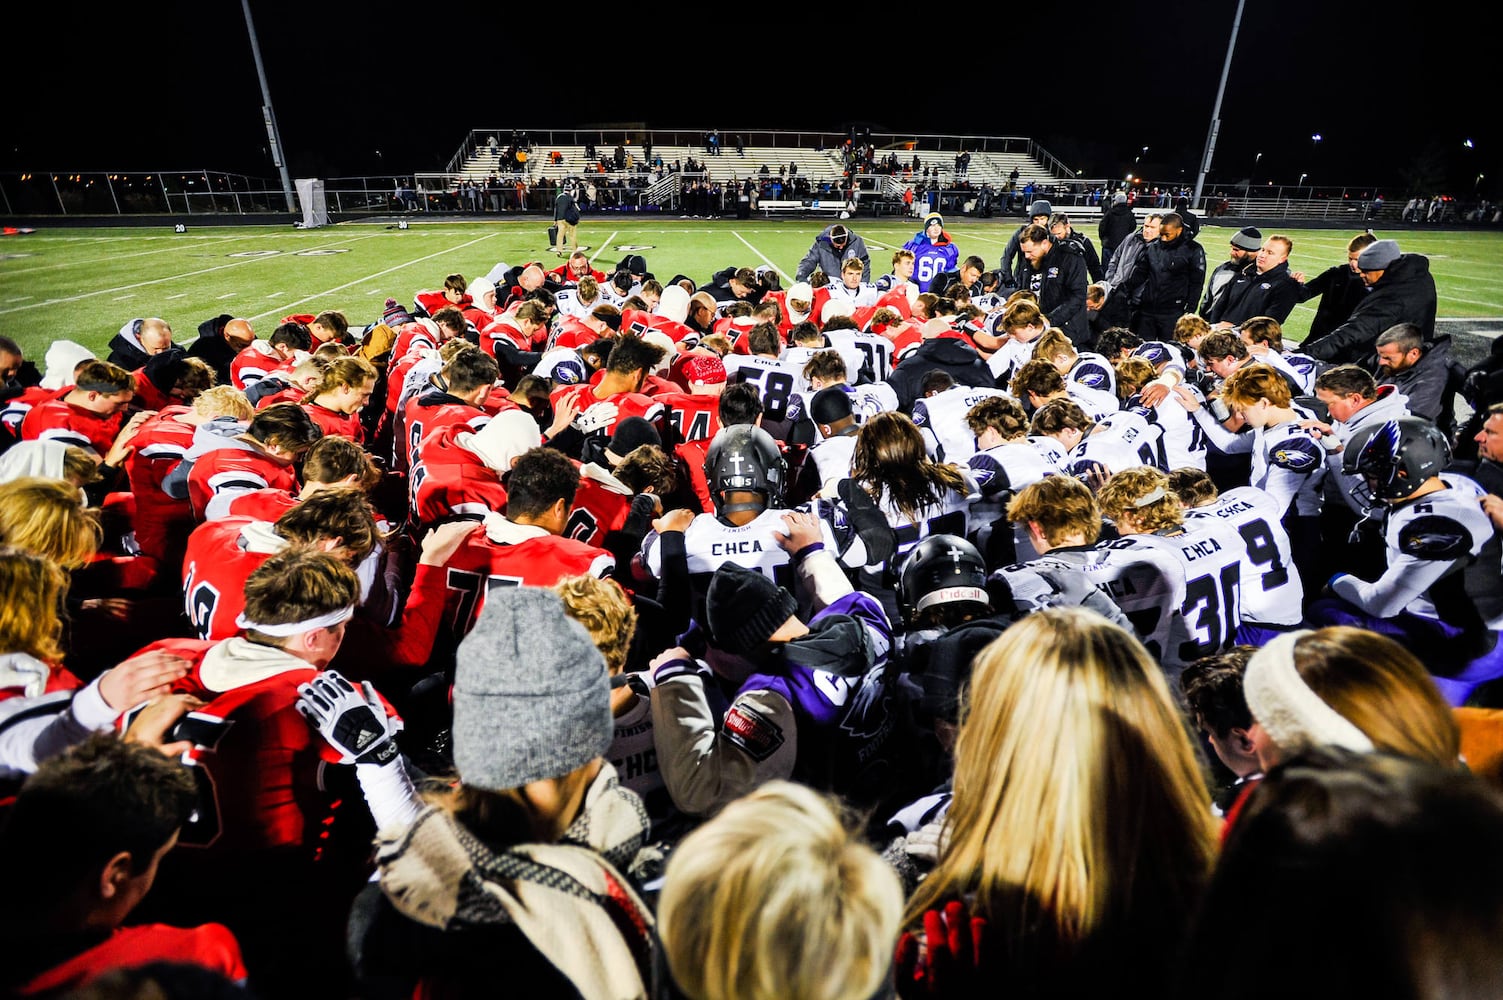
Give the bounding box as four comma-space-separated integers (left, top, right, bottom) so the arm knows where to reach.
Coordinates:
1184, 486, 1302, 626
911, 385, 1011, 464
826, 329, 897, 383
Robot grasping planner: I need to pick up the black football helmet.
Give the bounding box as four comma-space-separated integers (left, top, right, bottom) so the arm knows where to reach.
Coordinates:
1346, 417, 1451, 506
896, 534, 990, 628
705, 424, 786, 517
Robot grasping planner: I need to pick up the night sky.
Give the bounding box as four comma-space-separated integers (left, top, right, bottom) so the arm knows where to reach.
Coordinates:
10, 0, 1499, 199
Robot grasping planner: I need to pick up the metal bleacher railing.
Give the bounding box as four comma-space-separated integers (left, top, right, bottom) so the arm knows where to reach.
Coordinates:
1, 129, 1492, 225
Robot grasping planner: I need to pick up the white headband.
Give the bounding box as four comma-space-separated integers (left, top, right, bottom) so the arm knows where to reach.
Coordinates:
1243, 630, 1375, 755
236, 605, 354, 637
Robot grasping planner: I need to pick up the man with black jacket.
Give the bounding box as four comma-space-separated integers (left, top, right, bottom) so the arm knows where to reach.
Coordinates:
886, 319, 996, 411
1206, 235, 1301, 326
1097, 192, 1137, 271
998, 200, 1054, 291
1015, 224, 1090, 346
1118, 212, 1205, 343
1199, 227, 1261, 318
1293, 232, 1377, 341
1303, 239, 1437, 367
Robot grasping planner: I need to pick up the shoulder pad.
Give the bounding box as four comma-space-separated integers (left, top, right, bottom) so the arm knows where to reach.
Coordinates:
1396, 514, 1474, 561
966, 452, 1011, 496
1072, 362, 1112, 391
1269, 435, 1323, 472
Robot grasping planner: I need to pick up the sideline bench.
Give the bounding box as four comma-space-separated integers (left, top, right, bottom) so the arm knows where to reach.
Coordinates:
756, 199, 851, 218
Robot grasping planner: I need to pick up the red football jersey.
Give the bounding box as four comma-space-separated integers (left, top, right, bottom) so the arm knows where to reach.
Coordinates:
20, 397, 124, 459
124, 406, 197, 565
230, 343, 293, 390
479, 316, 530, 359
409, 424, 509, 528
551, 316, 603, 350
402, 394, 493, 474
0, 385, 67, 442
653, 391, 721, 445
130, 369, 174, 412
181, 517, 284, 640
549, 384, 664, 441
223, 487, 298, 523
254, 383, 306, 410
390, 322, 441, 365
415, 289, 469, 317
438, 521, 614, 643
547, 262, 607, 285
301, 402, 364, 443
187, 445, 300, 523
674, 438, 715, 514
567, 465, 635, 548
18, 921, 246, 995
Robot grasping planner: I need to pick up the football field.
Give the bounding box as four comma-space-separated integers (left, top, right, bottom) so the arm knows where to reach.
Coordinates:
1, 218, 1500, 366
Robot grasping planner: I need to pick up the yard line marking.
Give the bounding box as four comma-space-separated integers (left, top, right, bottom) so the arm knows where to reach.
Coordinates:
0, 233, 384, 316
732, 231, 789, 279
5, 297, 33, 304
217, 293, 237, 299
248, 232, 500, 320
0, 234, 258, 276
112, 294, 137, 301
589, 234, 619, 266
165, 293, 188, 300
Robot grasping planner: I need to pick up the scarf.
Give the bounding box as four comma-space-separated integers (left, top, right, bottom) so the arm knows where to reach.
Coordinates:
377, 765, 654, 1000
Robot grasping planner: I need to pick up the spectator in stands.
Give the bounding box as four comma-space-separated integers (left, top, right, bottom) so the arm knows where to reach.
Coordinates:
796, 223, 871, 283
895, 607, 1216, 998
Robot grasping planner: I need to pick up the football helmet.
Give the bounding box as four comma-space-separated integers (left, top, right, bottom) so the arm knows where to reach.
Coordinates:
1346, 417, 1451, 506
705, 424, 786, 517
896, 534, 990, 628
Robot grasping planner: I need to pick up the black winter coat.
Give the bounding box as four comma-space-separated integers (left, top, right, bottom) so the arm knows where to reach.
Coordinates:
1016, 245, 1090, 346
1303, 254, 1437, 365
887, 337, 995, 411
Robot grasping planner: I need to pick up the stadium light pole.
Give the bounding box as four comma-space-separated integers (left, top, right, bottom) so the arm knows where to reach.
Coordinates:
1192, 0, 1247, 210
241, 0, 297, 213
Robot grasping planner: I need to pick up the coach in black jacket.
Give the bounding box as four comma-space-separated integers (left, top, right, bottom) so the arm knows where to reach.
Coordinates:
1303, 239, 1437, 367
1015, 224, 1090, 346
1119, 212, 1205, 342
1205, 235, 1301, 326
1097, 193, 1137, 271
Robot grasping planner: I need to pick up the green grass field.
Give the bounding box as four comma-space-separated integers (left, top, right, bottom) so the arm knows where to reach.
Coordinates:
1, 218, 1500, 363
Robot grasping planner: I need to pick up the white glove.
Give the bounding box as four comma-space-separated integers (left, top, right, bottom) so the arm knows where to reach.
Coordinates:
295, 670, 401, 765
904, 817, 948, 864
573, 400, 619, 434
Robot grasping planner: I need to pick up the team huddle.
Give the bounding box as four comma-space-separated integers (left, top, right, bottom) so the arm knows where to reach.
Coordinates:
0, 210, 1499, 998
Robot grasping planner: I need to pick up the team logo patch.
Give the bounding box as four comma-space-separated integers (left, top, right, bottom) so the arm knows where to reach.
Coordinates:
1399, 515, 1471, 560
1271, 437, 1322, 472
228, 250, 279, 258
1076, 369, 1109, 389
722, 704, 785, 761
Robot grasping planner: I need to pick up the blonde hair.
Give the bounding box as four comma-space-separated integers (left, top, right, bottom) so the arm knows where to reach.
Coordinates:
1032, 328, 1076, 365
1097, 466, 1184, 532
660, 781, 902, 1000
192, 384, 254, 421
907, 609, 1215, 952
303, 355, 377, 406
1113, 357, 1157, 400
1292, 627, 1460, 765
553, 574, 637, 674
1007, 476, 1102, 545
0, 477, 101, 570
0, 547, 67, 662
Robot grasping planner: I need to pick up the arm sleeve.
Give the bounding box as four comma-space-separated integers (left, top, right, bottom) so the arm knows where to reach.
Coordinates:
795, 245, 822, 283
0, 680, 114, 779
1190, 406, 1253, 453
1330, 553, 1455, 618
650, 679, 797, 817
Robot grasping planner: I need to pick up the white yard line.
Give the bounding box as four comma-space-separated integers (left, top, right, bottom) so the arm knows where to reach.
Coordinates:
247, 232, 500, 321
0, 233, 384, 316
589, 234, 619, 266
733, 231, 790, 279
1, 234, 254, 276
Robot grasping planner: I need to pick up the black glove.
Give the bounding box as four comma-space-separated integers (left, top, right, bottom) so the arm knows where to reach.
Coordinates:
295, 670, 401, 765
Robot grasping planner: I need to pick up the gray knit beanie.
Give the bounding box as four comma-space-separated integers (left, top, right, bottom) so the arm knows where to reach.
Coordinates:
452, 586, 613, 791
